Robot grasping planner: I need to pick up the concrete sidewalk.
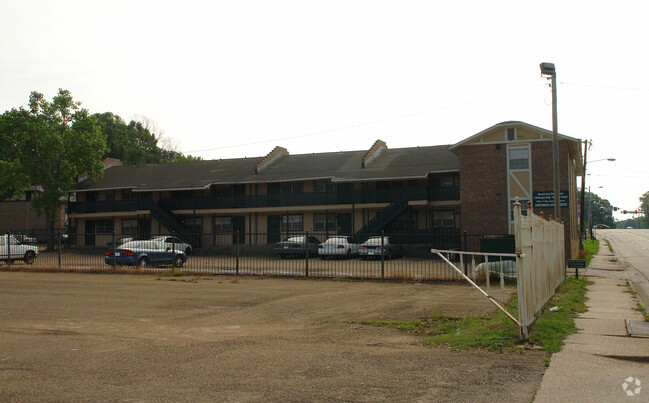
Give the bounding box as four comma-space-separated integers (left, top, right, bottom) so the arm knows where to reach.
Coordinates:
534, 251, 649, 402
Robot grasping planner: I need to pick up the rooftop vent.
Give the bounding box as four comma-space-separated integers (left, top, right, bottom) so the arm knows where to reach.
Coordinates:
255, 146, 289, 174
362, 140, 387, 168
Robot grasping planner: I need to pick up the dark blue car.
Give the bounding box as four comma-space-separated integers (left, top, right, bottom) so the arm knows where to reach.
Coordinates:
105, 240, 187, 268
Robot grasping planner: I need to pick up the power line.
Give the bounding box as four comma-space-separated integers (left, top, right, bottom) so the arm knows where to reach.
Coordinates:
183, 86, 540, 154
561, 81, 649, 92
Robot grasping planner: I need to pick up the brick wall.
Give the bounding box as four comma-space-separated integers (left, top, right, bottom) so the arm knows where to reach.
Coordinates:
457, 143, 509, 236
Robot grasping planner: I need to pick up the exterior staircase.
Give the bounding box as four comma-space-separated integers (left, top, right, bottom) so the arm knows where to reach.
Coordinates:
149, 200, 199, 246
354, 191, 410, 243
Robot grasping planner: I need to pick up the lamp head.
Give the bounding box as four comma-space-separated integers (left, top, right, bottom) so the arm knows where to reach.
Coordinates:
540, 62, 556, 76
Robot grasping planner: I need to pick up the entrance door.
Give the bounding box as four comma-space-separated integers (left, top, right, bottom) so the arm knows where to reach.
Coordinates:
232, 216, 245, 244
337, 213, 352, 235
84, 220, 96, 246
267, 215, 281, 244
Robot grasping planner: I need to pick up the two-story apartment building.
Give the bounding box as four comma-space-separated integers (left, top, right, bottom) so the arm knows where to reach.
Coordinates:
67, 121, 583, 258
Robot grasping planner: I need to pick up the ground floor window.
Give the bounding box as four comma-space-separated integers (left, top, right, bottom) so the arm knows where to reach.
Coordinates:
182, 217, 203, 233
313, 214, 337, 232
121, 219, 138, 235
432, 211, 455, 228
281, 214, 303, 232
392, 211, 418, 229
96, 219, 114, 234
213, 216, 233, 233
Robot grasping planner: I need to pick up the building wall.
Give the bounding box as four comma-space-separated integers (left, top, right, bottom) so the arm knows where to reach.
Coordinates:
457, 143, 509, 235
0, 201, 65, 233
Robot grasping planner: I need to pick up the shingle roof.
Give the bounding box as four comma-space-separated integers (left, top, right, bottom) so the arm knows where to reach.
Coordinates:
71, 144, 459, 192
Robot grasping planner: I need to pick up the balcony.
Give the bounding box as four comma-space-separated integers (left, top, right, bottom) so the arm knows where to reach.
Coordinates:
67, 185, 459, 214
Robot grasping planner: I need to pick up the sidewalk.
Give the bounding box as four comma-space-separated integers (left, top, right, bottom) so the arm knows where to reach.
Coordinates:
534, 251, 648, 402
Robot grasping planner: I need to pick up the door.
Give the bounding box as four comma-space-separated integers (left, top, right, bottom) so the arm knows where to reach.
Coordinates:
85, 220, 96, 246
232, 216, 245, 244
337, 213, 352, 235
267, 215, 281, 244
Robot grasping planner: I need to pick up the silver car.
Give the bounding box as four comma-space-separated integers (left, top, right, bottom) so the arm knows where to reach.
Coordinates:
318, 236, 358, 259
359, 236, 402, 260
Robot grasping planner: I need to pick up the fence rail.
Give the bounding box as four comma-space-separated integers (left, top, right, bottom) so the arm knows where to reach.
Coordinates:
0, 230, 516, 282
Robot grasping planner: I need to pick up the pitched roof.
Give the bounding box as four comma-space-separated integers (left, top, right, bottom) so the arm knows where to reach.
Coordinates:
71, 144, 459, 193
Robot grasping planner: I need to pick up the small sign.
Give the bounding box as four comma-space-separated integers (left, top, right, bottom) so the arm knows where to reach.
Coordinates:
568, 259, 586, 269
533, 190, 569, 208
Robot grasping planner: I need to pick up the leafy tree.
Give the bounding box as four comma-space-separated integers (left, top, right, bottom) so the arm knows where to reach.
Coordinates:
578, 190, 615, 228
95, 113, 200, 165
0, 89, 107, 232
639, 191, 649, 228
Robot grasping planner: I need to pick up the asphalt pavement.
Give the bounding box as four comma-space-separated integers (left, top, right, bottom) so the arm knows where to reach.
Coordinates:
534, 246, 649, 402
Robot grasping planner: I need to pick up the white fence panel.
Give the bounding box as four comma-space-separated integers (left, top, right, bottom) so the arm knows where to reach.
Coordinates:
514, 199, 565, 337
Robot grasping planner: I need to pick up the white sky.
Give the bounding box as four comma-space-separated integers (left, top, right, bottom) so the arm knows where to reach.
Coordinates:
1, 0, 648, 220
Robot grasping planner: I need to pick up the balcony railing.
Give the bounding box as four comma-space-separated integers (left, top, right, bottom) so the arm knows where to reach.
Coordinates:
67, 185, 459, 214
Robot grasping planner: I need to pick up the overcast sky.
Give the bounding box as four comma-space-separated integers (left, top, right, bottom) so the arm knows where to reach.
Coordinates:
1, 0, 648, 219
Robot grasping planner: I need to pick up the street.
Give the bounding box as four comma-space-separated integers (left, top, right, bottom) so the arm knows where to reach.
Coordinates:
598, 229, 649, 306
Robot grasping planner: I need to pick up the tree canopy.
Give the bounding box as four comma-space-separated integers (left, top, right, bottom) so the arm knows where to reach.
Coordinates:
0, 89, 107, 230
95, 112, 200, 165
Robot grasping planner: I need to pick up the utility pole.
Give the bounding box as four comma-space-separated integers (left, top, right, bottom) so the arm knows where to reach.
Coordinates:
540, 62, 560, 221
579, 140, 590, 248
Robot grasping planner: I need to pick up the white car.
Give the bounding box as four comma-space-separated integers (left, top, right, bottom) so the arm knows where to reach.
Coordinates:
152, 236, 193, 255
1, 234, 38, 264
318, 236, 358, 259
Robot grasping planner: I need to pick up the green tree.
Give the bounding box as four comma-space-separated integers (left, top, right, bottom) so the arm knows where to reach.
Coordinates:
0, 89, 107, 232
579, 190, 615, 228
95, 113, 201, 165
640, 191, 649, 228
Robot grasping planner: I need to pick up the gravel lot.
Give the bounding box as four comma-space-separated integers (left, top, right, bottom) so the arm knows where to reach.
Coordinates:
0, 271, 546, 402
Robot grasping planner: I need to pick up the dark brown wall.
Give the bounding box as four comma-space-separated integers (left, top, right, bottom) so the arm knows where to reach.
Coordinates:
0, 201, 64, 232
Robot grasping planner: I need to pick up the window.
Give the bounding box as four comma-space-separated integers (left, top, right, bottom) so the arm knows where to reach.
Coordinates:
392, 211, 418, 229
281, 182, 303, 193
313, 214, 337, 231
97, 191, 114, 201
214, 217, 233, 233
440, 175, 455, 187
432, 211, 455, 228
182, 217, 203, 233
313, 180, 335, 193
509, 147, 529, 170
122, 219, 138, 235
96, 219, 114, 234
507, 128, 516, 141
281, 215, 303, 232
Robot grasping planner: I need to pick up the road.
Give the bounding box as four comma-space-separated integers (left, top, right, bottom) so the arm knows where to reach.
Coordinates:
597, 228, 649, 306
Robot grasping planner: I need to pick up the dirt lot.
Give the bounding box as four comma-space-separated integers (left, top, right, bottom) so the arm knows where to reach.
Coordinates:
0, 271, 546, 402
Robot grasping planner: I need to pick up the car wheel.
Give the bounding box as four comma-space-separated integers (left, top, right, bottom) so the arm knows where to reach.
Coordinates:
185, 247, 192, 255
138, 257, 148, 268
24, 251, 35, 265
173, 254, 184, 268
346, 249, 352, 259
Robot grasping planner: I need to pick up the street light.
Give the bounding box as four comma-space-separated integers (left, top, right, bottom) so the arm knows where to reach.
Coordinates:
540, 62, 560, 221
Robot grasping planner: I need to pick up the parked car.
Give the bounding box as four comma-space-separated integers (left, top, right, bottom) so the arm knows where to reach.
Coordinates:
105, 240, 187, 268
152, 236, 193, 255
0, 234, 38, 264
595, 224, 609, 229
318, 236, 358, 259
274, 235, 321, 259
359, 236, 402, 260
13, 234, 37, 244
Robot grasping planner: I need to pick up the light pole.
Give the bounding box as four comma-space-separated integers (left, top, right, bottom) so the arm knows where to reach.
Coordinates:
540, 62, 560, 221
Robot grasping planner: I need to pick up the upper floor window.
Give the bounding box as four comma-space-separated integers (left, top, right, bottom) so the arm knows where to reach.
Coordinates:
313, 180, 335, 193
507, 128, 516, 141
281, 182, 303, 193
509, 147, 529, 170
440, 175, 455, 187
97, 191, 114, 201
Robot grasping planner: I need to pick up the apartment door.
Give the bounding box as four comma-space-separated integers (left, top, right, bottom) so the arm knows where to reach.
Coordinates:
84, 220, 95, 246
337, 213, 352, 235
267, 215, 281, 244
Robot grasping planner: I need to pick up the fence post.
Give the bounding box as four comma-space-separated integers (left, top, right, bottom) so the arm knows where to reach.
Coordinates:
6, 234, 10, 267
305, 231, 309, 277
513, 197, 527, 339
236, 230, 240, 276
58, 232, 62, 270
112, 231, 116, 268
381, 230, 385, 279
463, 231, 468, 275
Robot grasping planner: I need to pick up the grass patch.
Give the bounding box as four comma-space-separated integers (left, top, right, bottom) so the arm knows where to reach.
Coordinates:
359, 277, 589, 354
625, 281, 649, 321
582, 239, 598, 266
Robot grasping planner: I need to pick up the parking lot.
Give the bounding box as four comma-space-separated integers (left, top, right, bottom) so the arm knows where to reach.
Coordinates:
0, 271, 545, 401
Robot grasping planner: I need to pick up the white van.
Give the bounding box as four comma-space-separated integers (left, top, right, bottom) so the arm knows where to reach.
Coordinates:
0, 234, 39, 264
